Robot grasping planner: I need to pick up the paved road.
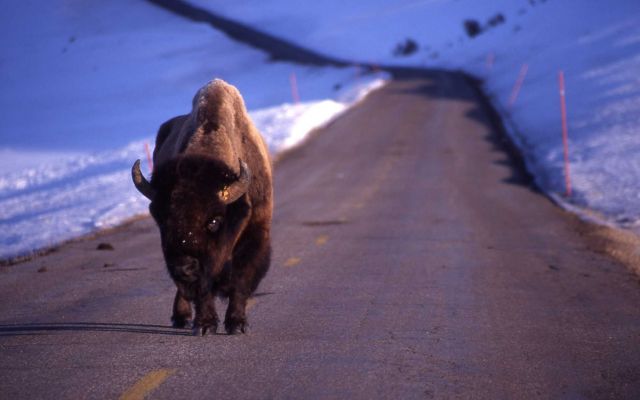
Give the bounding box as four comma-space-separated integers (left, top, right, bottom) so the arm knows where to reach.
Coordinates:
1, 75, 640, 399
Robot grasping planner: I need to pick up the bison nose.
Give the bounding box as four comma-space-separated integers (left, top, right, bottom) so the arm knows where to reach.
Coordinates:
171, 257, 200, 281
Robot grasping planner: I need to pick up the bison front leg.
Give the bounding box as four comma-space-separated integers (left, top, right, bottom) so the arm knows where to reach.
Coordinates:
225, 288, 249, 334
171, 290, 192, 328
224, 233, 271, 335
192, 291, 218, 336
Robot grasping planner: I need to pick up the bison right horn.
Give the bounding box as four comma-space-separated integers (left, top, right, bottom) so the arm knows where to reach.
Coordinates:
219, 159, 251, 204
131, 159, 156, 201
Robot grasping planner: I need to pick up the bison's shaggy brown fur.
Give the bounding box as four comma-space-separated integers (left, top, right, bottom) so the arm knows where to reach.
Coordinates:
132, 79, 272, 335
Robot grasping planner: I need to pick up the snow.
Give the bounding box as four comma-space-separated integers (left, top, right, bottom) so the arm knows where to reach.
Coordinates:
195, 0, 640, 230
2, 0, 640, 259
0, 0, 386, 259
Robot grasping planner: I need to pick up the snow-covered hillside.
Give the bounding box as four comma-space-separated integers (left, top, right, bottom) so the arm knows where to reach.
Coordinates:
2, 0, 640, 260
0, 0, 385, 259
198, 0, 640, 229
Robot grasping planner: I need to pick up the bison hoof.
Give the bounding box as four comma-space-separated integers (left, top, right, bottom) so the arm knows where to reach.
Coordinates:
192, 326, 204, 336
171, 317, 191, 329
192, 323, 217, 336
224, 319, 248, 335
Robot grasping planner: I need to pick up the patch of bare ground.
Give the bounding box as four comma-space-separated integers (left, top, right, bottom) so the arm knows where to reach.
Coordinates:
576, 218, 640, 279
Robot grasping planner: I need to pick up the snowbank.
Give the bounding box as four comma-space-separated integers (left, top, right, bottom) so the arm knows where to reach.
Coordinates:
4, 0, 640, 258
198, 0, 640, 232
0, 0, 387, 259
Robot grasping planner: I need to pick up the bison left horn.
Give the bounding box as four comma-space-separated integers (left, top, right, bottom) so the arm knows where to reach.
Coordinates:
219, 159, 251, 204
131, 159, 156, 201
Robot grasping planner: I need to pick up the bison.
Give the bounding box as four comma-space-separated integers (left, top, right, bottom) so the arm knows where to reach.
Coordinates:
131, 79, 272, 335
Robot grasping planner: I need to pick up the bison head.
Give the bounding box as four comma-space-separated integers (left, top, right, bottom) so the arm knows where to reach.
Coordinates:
132, 155, 251, 296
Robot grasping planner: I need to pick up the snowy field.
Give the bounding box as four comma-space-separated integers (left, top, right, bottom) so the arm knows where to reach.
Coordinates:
2, 0, 640, 259
200, 0, 640, 228
0, 0, 385, 259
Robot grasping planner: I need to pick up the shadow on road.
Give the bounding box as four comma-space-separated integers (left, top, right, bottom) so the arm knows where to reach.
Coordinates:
0, 322, 191, 337
0, 293, 276, 337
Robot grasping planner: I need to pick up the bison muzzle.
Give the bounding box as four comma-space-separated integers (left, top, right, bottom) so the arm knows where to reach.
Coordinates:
131, 79, 272, 335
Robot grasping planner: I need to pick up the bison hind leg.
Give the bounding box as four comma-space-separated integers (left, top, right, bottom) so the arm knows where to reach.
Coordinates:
171, 290, 192, 328
224, 287, 250, 334
224, 242, 272, 334
192, 292, 219, 336
248, 244, 271, 294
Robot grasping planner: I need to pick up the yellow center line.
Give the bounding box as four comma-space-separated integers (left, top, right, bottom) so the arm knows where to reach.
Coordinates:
315, 235, 329, 246
284, 257, 302, 267
119, 369, 175, 400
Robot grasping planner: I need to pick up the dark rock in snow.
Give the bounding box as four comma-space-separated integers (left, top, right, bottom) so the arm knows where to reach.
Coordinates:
393, 38, 419, 57
96, 242, 114, 251
464, 19, 482, 38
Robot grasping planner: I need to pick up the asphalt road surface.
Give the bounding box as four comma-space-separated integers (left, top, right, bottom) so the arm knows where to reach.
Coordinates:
1, 75, 640, 399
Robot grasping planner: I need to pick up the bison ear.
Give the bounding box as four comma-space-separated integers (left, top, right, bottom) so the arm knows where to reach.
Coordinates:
131, 159, 156, 201
219, 159, 251, 204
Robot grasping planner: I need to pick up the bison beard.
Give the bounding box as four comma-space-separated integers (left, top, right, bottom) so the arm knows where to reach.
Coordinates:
131, 79, 273, 335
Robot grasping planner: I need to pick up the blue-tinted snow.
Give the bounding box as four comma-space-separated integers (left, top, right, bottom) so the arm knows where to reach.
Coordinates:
3, 0, 640, 258
195, 0, 640, 230
0, 0, 386, 259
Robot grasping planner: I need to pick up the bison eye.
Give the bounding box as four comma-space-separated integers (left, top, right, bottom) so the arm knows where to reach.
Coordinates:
206, 216, 223, 233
